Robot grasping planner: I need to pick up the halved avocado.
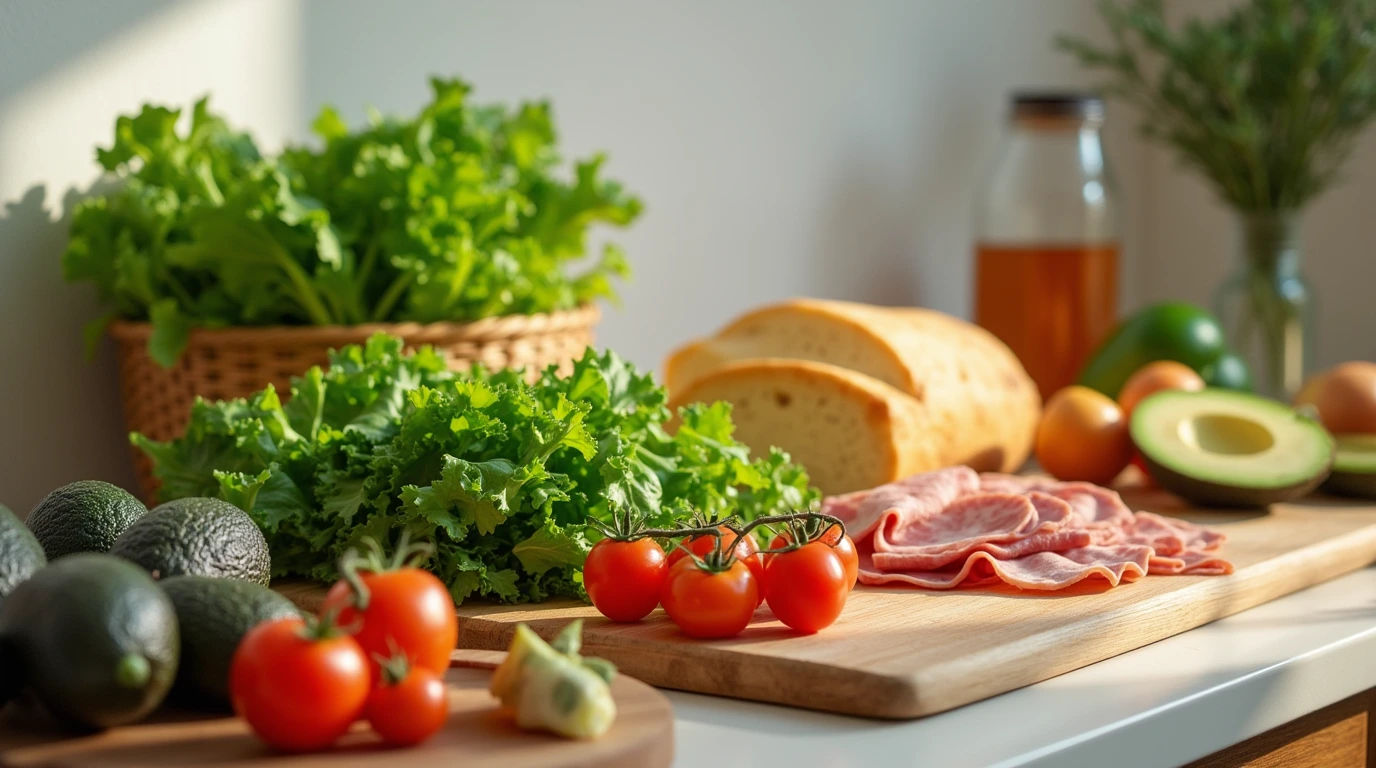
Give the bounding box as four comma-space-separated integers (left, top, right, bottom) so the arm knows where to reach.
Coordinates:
1131, 389, 1333, 508
1324, 434, 1376, 500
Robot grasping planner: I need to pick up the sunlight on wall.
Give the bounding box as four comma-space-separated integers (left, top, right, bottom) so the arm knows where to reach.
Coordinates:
0, 0, 303, 511
0, 0, 302, 207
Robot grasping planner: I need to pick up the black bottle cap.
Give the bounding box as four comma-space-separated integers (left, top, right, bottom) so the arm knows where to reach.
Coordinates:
1011, 92, 1105, 121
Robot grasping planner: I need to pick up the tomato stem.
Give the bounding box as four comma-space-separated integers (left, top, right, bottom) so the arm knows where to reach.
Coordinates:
299, 608, 355, 641
756, 513, 848, 555
373, 642, 413, 687
337, 548, 373, 612
734, 512, 845, 556
594, 508, 844, 573
338, 530, 439, 612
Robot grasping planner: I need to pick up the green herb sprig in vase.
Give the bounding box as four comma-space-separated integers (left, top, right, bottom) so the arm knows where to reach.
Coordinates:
1059, 0, 1376, 397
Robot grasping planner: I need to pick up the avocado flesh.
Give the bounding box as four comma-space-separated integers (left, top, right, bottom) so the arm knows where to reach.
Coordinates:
1323, 434, 1376, 500
1131, 389, 1332, 508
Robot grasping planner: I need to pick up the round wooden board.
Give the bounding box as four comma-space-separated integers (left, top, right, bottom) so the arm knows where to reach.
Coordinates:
0, 651, 673, 768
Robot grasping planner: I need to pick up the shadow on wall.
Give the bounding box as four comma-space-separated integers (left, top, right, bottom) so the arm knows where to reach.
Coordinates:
812, 157, 922, 310
810, 79, 985, 316
0, 186, 136, 515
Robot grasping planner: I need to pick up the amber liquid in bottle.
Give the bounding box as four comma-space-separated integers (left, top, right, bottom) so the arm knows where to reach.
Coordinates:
975, 242, 1119, 401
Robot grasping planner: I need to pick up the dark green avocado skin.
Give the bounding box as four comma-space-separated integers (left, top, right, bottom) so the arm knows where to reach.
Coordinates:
160, 575, 299, 704
1324, 471, 1376, 500
26, 481, 147, 560
0, 503, 46, 600
109, 498, 271, 586
0, 554, 179, 729
0, 635, 18, 706
1141, 452, 1331, 508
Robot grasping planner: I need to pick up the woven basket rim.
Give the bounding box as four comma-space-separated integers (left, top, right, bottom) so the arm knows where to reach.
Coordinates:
108, 304, 602, 344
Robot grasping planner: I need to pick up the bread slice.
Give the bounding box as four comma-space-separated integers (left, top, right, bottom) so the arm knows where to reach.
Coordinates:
667, 359, 941, 495
664, 299, 1040, 477
665, 300, 920, 396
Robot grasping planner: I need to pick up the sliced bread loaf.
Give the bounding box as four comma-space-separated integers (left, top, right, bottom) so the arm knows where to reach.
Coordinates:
667, 359, 939, 495
663, 299, 1040, 482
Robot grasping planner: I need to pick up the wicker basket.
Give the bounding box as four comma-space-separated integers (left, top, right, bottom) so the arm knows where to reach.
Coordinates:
111, 305, 601, 501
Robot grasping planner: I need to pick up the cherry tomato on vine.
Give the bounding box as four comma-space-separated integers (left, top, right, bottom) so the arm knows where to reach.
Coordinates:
660, 557, 759, 639
764, 541, 849, 634
770, 527, 858, 590
321, 561, 457, 679
584, 537, 667, 622
366, 659, 449, 747
667, 525, 766, 605
230, 616, 370, 752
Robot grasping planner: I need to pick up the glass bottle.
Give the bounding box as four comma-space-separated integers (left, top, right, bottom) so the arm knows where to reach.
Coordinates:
974, 92, 1120, 401
1213, 211, 1313, 398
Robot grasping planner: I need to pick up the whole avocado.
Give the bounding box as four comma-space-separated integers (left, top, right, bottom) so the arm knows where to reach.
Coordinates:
0, 554, 179, 729
26, 480, 147, 560
1199, 350, 1254, 391
110, 497, 270, 585
1077, 302, 1229, 398
0, 636, 16, 706
160, 575, 299, 704
0, 503, 46, 601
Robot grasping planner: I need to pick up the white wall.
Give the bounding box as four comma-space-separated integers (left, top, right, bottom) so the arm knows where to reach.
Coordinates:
297, 0, 1147, 369
0, 0, 1370, 513
0, 0, 302, 512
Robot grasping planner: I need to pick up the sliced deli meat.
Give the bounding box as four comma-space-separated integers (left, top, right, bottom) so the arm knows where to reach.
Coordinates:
825, 469, 1234, 591
859, 544, 1151, 591
870, 493, 1092, 572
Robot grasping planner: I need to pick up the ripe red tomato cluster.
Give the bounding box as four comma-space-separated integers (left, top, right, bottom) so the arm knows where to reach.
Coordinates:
583, 522, 858, 639
230, 562, 458, 752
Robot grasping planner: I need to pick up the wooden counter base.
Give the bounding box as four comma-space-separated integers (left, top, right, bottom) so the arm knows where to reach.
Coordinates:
1189, 687, 1374, 768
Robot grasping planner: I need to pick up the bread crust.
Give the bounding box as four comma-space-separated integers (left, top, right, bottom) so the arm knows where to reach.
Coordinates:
667, 359, 936, 494
662, 299, 1040, 479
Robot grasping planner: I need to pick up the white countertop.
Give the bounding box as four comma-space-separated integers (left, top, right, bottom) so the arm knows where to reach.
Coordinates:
668, 565, 1376, 768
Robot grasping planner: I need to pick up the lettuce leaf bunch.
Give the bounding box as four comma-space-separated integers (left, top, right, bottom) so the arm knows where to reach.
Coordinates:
64, 78, 641, 367
132, 335, 816, 604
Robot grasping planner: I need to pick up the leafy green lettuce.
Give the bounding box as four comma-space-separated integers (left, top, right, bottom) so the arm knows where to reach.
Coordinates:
132, 336, 816, 604
65, 78, 641, 366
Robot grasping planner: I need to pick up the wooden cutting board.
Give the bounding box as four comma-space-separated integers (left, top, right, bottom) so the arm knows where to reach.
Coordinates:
0, 651, 673, 768
278, 487, 1376, 721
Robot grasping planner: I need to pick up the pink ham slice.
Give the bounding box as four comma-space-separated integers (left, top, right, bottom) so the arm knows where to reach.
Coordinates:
827, 469, 1234, 591
859, 544, 1152, 590
1148, 549, 1234, 576
870, 493, 1091, 571
1133, 511, 1227, 554
822, 466, 981, 542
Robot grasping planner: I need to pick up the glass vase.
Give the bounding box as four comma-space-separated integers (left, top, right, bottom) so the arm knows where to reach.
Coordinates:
1212, 211, 1314, 399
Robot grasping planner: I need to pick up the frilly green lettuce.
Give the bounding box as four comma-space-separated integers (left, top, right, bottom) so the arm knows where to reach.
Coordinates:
133, 335, 817, 604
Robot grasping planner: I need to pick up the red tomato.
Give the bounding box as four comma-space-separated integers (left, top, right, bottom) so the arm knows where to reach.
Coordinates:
230, 617, 370, 752
660, 557, 759, 639
366, 665, 449, 747
764, 541, 849, 634
321, 567, 457, 678
667, 525, 766, 605
770, 527, 859, 590
584, 538, 667, 622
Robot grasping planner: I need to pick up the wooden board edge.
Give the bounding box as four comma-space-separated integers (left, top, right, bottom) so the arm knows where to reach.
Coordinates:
459, 619, 917, 719
462, 524, 1376, 720
902, 523, 1376, 718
